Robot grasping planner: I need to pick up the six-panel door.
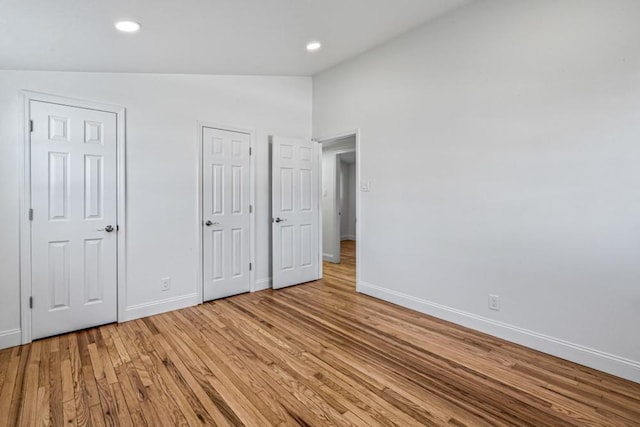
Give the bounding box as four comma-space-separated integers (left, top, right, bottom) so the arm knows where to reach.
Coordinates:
272, 136, 320, 289
30, 101, 118, 340
202, 127, 251, 301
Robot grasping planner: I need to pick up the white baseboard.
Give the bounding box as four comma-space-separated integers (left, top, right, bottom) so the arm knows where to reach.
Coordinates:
121, 293, 199, 322
254, 277, 272, 291
0, 328, 22, 350
323, 252, 338, 262
341, 235, 356, 241
360, 281, 640, 384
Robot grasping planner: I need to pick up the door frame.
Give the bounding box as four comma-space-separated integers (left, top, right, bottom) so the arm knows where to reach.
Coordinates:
315, 129, 361, 291
196, 122, 256, 303
20, 91, 127, 344
332, 148, 356, 263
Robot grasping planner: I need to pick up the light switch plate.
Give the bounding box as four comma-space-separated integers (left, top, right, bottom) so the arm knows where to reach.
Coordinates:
360, 180, 371, 192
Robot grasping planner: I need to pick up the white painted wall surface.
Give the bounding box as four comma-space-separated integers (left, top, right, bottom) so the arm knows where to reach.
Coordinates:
321, 137, 355, 262
313, 0, 640, 382
340, 161, 356, 240
0, 71, 311, 346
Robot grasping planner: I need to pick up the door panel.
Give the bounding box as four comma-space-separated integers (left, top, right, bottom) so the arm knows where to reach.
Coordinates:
31, 101, 118, 340
272, 136, 320, 289
202, 127, 251, 301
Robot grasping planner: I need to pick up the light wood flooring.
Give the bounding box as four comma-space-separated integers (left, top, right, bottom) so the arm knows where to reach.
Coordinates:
1, 240, 640, 426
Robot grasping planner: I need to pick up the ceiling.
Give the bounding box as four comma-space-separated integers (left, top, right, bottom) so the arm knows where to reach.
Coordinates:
0, 0, 471, 76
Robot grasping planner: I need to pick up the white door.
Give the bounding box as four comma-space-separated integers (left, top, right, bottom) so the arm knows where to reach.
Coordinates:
202, 127, 252, 301
30, 101, 118, 340
272, 136, 321, 289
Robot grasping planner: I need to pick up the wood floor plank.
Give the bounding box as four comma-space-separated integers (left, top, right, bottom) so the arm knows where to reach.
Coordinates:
109, 381, 134, 427
35, 341, 51, 427
132, 319, 218, 426
48, 343, 65, 427
154, 332, 234, 426
2, 240, 640, 426
271, 290, 582, 426
118, 321, 189, 426
229, 295, 476, 426
20, 340, 41, 427
0, 348, 21, 427
67, 333, 92, 427
167, 310, 282, 426
8, 345, 31, 426
0, 346, 12, 392
102, 326, 148, 427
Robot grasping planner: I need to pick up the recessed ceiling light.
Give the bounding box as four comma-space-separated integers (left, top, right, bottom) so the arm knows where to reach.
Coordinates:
306, 41, 322, 52
115, 21, 141, 33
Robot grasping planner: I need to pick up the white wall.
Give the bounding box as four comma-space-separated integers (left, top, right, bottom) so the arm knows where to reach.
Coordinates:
313, 0, 640, 382
0, 71, 311, 348
340, 160, 356, 240
321, 137, 355, 262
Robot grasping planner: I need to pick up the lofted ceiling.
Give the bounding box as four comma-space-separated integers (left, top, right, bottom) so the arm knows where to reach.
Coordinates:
0, 0, 471, 76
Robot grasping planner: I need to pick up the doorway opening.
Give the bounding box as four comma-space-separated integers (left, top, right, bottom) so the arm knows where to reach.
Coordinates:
318, 132, 359, 289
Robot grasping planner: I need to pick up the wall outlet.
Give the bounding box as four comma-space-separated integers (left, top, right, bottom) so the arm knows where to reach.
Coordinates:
160, 277, 171, 291
488, 294, 500, 311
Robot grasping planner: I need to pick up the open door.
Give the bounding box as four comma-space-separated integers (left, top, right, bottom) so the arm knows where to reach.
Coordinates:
272, 136, 321, 289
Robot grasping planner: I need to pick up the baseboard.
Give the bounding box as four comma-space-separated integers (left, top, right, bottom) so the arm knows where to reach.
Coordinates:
323, 252, 338, 262
254, 277, 272, 291
0, 328, 22, 350
340, 235, 356, 241
121, 293, 199, 322
360, 281, 640, 384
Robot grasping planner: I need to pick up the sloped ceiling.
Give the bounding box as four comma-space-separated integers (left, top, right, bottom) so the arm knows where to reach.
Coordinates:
0, 0, 471, 75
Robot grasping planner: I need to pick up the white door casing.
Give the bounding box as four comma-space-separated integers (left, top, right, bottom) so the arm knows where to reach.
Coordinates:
272, 136, 321, 289
202, 127, 252, 301
30, 100, 118, 340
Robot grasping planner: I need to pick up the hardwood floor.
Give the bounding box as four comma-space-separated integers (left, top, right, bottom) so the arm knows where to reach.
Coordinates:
2, 240, 640, 426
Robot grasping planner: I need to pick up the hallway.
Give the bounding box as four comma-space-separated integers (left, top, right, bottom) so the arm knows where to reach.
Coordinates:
323, 240, 356, 285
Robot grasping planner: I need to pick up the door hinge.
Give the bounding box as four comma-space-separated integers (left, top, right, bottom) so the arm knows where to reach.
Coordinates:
249, 205, 252, 214
29, 120, 34, 133
29, 297, 33, 309
28, 208, 33, 221
249, 147, 252, 155
249, 262, 252, 271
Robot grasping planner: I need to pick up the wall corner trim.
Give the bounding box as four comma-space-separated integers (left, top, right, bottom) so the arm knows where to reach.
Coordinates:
359, 281, 640, 384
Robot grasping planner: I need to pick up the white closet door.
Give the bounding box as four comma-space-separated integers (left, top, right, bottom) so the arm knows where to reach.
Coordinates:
202, 127, 251, 301
30, 101, 118, 340
272, 136, 320, 289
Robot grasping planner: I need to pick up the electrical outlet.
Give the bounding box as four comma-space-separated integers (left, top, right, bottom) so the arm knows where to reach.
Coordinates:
160, 277, 171, 291
488, 294, 500, 311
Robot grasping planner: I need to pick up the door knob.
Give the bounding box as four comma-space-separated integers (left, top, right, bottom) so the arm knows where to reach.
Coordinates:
274, 217, 287, 223
97, 225, 115, 232
205, 221, 220, 226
